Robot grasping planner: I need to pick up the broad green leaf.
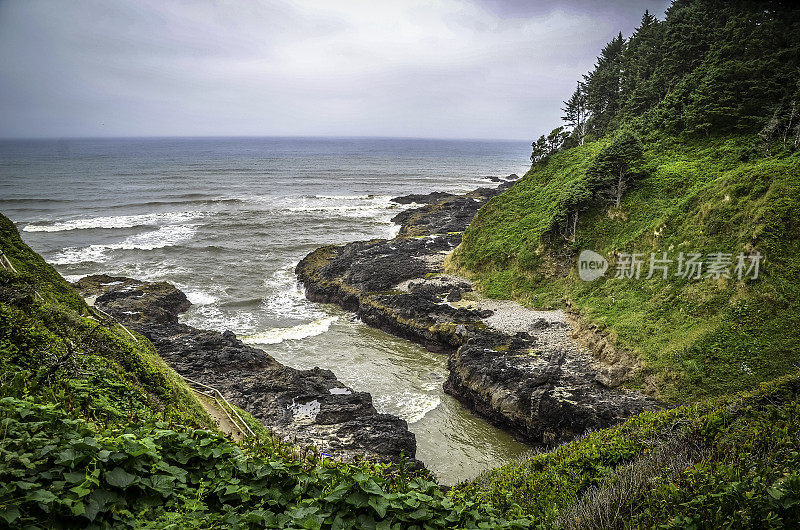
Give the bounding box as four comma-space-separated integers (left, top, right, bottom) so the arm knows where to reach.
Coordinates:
105, 467, 137, 489
368, 495, 390, 518
26, 489, 57, 504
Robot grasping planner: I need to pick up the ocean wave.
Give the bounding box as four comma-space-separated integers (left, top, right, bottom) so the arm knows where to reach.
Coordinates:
261, 262, 324, 320
23, 211, 204, 232
182, 289, 218, 305
114, 198, 242, 209
181, 304, 258, 335
242, 316, 337, 345
375, 392, 441, 424
1, 198, 73, 204
51, 225, 197, 264
310, 194, 376, 200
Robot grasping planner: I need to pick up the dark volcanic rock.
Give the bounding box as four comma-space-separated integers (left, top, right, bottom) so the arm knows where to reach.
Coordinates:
391, 191, 456, 204
446, 288, 462, 303
73, 274, 417, 464
297, 181, 659, 446
390, 187, 504, 238
444, 335, 658, 445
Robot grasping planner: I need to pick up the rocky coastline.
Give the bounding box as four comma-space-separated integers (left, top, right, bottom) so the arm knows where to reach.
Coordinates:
296, 175, 659, 446
73, 275, 417, 464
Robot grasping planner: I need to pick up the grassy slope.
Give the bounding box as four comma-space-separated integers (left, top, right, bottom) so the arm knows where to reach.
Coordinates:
0, 213, 214, 429
450, 135, 800, 402
452, 372, 800, 528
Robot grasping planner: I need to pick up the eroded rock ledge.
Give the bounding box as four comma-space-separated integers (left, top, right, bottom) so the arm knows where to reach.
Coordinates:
73, 275, 417, 464
296, 178, 659, 446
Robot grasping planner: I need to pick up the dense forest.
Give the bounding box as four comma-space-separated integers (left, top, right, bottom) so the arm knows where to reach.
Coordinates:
532, 0, 800, 163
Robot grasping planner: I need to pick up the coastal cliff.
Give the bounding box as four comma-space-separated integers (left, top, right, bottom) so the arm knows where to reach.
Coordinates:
296, 178, 658, 446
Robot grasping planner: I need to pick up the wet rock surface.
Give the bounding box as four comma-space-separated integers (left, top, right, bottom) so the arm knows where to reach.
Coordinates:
73, 274, 417, 464
297, 178, 659, 446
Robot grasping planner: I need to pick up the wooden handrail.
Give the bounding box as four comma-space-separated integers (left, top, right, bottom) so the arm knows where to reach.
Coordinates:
1, 249, 45, 302
91, 306, 139, 342
183, 375, 256, 438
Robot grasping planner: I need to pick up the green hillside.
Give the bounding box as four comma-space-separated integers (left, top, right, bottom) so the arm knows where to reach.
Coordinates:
450, 0, 800, 403
451, 137, 800, 402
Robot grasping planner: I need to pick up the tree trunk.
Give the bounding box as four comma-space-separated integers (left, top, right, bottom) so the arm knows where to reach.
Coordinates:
614, 170, 624, 208
571, 210, 579, 241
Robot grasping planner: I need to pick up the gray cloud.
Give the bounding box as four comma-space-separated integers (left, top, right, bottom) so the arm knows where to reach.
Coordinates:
0, 0, 671, 140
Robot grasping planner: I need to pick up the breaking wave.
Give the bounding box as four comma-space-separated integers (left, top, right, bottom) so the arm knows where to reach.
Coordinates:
51, 225, 197, 264
242, 316, 338, 345
23, 211, 204, 232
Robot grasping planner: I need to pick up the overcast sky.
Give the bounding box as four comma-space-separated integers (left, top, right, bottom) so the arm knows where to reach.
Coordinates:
0, 0, 671, 140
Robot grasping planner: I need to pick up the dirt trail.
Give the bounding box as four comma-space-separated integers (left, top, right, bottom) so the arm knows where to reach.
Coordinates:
193, 391, 245, 441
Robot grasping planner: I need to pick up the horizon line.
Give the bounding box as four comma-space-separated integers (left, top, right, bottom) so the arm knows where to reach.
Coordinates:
0, 133, 533, 143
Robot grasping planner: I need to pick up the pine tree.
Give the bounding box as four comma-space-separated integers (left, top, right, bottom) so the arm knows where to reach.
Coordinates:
586, 129, 645, 208
584, 33, 625, 135
562, 83, 590, 145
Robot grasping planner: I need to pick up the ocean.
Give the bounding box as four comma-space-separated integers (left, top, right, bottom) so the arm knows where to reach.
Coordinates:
0, 136, 531, 484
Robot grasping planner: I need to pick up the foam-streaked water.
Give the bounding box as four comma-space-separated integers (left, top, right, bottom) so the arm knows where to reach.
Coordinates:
0, 136, 531, 484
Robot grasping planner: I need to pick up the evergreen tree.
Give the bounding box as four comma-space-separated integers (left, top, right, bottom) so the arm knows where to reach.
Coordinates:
552, 180, 594, 242
530, 127, 570, 163
562, 82, 590, 145
619, 10, 664, 121
583, 33, 625, 135
586, 129, 645, 207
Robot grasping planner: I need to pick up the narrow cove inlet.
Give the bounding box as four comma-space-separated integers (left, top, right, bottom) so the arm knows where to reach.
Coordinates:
247, 307, 530, 484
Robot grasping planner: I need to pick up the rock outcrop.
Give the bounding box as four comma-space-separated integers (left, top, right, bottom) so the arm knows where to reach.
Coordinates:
297, 179, 659, 446
73, 275, 417, 464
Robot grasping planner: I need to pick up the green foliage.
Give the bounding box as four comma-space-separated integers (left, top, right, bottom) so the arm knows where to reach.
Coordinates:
0, 272, 213, 430
0, 398, 532, 529
454, 374, 800, 528
585, 128, 645, 207
530, 126, 572, 164
583, 32, 625, 133
561, 1, 800, 139
561, 82, 589, 146
0, 214, 87, 313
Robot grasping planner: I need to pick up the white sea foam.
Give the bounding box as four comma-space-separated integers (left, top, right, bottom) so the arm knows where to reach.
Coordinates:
183, 289, 218, 305
51, 225, 197, 265
387, 223, 402, 238
180, 303, 259, 335
249, 194, 403, 222
262, 262, 323, 320
51, 246, 109, 265
23, 211, 204, 232
123, 263, 191, 282
242, 316, 337, 345
375, 392, 441, 424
